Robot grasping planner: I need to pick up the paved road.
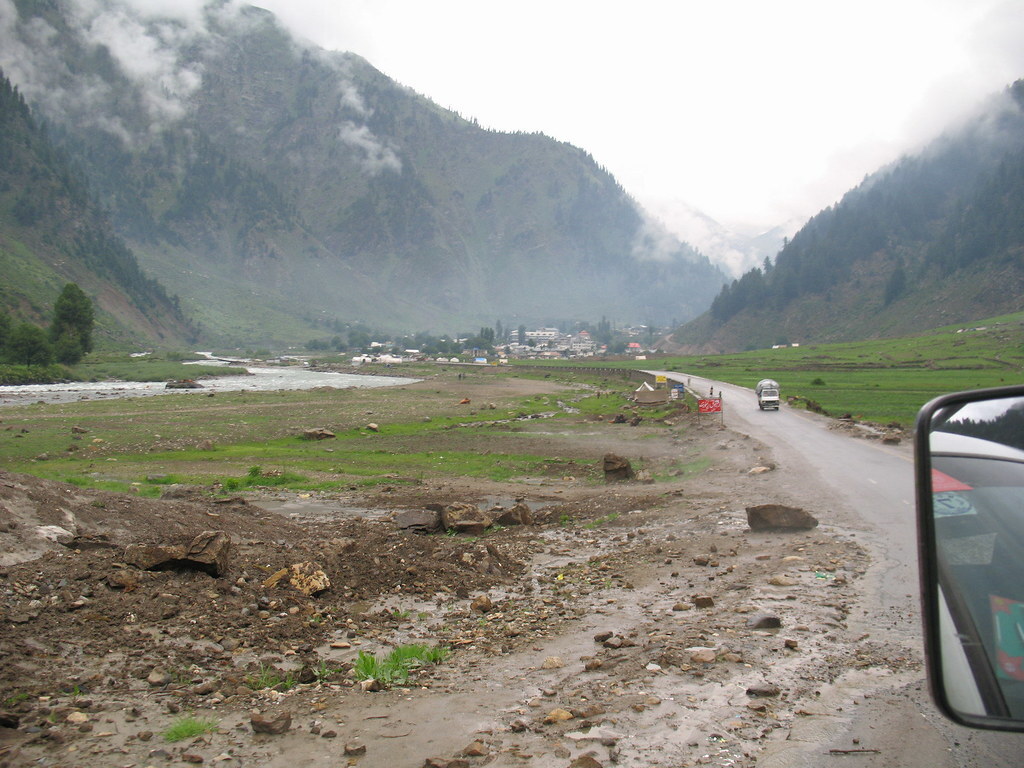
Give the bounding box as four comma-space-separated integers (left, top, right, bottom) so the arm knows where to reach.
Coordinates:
647, 371, 1023, 767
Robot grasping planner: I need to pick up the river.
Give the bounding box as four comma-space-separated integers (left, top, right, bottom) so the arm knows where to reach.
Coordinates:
0, 357, 419, 407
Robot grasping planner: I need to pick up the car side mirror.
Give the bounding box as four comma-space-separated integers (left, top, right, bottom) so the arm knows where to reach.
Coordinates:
915, 385, 1024, 731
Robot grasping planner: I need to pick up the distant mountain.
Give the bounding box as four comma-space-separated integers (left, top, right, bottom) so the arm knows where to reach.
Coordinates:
672, 80, 1024, 353
647, 200, 798, 278
0, 70, 195, 347
0, 1, 727, 346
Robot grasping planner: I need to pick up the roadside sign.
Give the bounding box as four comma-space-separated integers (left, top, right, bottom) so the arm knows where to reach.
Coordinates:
698, 398, 722, 413
656, 375, 667, 384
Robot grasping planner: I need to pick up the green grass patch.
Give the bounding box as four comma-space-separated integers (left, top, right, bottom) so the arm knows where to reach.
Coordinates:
245, 664, 298, 691
582, 513, 620, 529
163, 714, 218, 742
353, 644, 450, 688
538, 313, 1024, 426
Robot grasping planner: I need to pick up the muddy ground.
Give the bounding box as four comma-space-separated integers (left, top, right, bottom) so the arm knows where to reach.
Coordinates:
0, 372, 919, 767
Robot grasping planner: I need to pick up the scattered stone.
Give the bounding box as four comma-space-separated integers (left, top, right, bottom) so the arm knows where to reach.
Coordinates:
441, 502, 492, 535
286, 562, 330, 596
747, 613, 782, 629
365, 423, 380, 432
125, 530, 232, 577
569, 756, 604, 768
462, 740, 488, 757
693, 595, 715, 608
690, 648, 717, 664
543, 708, 575, 724
146, 669, 172, 687
344, 740, 367, 756
105, 570, 139, 591
602, 453, 635, 482
746, 683, 782, 698
250, 710, 292, 734
470, 594, 494, 613
745, 504, 819, 531
35, 525, 76, 545
541, 656, 564, 669
394, 509, 443, 533
301, 428, 336, 440
494, 502, 534, 526
769, 575, 799, 587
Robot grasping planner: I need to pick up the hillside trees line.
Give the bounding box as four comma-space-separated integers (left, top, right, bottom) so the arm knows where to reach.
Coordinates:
709, 80, 1024, 326
0, 282, 94, 368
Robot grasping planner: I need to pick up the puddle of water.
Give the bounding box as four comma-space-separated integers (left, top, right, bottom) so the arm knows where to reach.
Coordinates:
250, 497, 388, 523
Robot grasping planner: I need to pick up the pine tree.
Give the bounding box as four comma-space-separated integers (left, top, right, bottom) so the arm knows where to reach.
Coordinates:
49, 283, 94, 364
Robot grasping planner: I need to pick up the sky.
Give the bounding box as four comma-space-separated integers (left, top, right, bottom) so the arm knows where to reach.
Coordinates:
253, 0, 1024, 266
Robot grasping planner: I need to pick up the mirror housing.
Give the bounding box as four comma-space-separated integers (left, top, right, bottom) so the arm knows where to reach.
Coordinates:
916, 384, 1024, 731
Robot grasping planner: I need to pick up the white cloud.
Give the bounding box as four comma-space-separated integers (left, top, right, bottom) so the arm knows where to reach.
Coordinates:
338, 122, 402, 174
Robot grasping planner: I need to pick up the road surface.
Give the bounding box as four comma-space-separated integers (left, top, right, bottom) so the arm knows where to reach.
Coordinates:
647, 371, 1022, 767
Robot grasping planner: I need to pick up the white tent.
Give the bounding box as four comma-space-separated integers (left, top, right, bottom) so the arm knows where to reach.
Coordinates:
633, 380, 669, 405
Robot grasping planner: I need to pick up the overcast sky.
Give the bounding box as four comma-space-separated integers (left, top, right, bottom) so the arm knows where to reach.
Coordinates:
255, 0, 1024, 246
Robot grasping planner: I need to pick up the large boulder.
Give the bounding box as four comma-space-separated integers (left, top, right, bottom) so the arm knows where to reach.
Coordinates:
441, 503, 492, 535
493, 502, 534, 526
745, 504, 819, 531
394, 508, 443, 534
124, 530, 232, 576
602, 453, 635, 482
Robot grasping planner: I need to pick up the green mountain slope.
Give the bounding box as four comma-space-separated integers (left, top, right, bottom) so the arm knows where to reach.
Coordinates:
672, 80, 1024, 353
0, 2, 726, 345
0, 71, 195, 348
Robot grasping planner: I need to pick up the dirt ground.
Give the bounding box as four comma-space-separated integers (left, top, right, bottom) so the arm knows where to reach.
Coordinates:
0, 372, 912, 768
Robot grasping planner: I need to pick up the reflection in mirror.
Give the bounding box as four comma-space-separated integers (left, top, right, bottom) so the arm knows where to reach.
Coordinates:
923, 391, 1024, 726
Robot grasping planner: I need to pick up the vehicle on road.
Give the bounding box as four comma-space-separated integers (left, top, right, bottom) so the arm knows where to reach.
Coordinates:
915, 384, 1024, 732
755, 378, 780, 410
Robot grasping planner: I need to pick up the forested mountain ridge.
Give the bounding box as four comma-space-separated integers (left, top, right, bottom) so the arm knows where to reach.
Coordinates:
0, 70, 196, 347
0, 1, 727, 345
672, 80, 1024, 353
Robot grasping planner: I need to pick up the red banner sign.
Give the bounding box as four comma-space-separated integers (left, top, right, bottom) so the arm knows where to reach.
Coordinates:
698, 398, 722, 413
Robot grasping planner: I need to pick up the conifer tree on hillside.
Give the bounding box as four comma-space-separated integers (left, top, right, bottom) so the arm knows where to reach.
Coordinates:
49, 282, 94, 364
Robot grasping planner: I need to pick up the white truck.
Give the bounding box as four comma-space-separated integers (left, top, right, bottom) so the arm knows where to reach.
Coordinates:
755, 378, 780, 410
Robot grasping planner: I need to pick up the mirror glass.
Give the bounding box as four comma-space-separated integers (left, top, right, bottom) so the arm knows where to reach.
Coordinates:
920, 389, 1024, 728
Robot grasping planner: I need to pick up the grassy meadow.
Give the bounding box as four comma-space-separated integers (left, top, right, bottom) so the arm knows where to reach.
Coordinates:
0, 366, 650, 495
2, 313, 1022, 494
551, 313, 1024, 426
